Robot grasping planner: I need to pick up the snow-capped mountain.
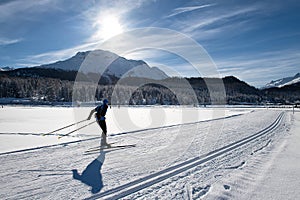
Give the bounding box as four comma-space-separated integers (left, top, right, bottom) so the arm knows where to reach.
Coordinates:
38, 50, 168, 80
0, 66, 14, 71
124, 65, 169, 80
263, 73, 300, 89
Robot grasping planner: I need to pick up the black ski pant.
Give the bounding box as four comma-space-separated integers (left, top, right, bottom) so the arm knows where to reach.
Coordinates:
98, 120, 107, 135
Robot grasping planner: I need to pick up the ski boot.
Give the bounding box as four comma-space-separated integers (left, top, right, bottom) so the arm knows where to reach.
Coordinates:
100, 132, 111, 148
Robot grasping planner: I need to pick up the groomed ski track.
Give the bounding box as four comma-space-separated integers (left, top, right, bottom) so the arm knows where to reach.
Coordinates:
0, 110, 290, 199
86, 112, 285, 199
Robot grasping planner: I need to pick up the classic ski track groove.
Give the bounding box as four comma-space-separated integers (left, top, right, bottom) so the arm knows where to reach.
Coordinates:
85, 112, 284, 200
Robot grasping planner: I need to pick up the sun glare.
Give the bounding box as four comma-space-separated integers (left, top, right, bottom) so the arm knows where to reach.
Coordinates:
97, 15, 124, 40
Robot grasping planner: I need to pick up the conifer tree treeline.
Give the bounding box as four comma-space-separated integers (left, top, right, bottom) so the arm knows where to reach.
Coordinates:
0, 73, 299, 105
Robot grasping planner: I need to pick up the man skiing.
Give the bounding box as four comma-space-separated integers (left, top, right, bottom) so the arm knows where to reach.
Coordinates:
87, 99, 110, 147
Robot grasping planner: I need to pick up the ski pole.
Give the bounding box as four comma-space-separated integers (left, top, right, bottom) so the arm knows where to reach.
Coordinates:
42, 119, 88, 136
57, 120, 96, 139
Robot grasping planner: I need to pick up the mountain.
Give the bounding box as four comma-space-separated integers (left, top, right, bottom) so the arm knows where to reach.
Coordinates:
263, 73, 300, 89
38, 50, 168, 80
124, 66, 169, 80
0, 66, 14, 71
220, 76, 261, 104
262, 81, 300, 104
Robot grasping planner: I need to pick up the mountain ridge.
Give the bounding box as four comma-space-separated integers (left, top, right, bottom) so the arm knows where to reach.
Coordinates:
37, 49, 169, 80
263, 73, 300, 89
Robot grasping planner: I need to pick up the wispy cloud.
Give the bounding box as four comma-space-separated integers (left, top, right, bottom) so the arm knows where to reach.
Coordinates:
17, 41, 100, 66
160, 2, 266, 44
0, 0, 63, 23
165, 4, 216, 18
0, 37, 22, 46
215, 50, 300, 87
96, 27, 223, 77
124, 49, 198, 77
183, 6, 261, 33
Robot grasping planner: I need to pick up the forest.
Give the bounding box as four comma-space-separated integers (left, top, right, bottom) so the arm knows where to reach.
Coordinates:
0, 67, 299, 105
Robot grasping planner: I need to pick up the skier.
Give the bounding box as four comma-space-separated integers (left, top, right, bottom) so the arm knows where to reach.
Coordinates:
87, 99, 110, 147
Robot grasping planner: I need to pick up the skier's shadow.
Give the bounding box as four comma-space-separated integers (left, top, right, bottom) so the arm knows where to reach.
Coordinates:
72, 150, 106, 194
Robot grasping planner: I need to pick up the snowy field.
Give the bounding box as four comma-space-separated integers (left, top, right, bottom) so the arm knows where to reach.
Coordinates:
0, 106, 299, 199
0, 106, 249, 153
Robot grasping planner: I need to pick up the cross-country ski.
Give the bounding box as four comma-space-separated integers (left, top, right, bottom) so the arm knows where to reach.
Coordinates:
84, 144, 136, 154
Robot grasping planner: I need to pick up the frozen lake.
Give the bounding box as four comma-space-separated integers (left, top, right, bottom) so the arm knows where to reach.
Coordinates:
0, 105, 251, 153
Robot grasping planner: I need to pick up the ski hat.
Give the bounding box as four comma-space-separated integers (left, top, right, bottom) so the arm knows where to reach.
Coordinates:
103, 99, 108, 104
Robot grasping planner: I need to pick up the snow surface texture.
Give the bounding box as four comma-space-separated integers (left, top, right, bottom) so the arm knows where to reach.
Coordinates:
0, 107, 298, 199
0, 106, 248, 153
204, 111, 300, 200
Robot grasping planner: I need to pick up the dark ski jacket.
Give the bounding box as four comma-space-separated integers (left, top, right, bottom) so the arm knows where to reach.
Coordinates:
95, 104, 108, 121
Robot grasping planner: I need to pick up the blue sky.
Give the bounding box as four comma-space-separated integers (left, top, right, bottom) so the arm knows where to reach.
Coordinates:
0, 0, 299, 87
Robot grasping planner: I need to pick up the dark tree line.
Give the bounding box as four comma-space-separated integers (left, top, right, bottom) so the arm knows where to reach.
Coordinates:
262, 82, 300, 104
0, 74, 299, 105
0, 76, 73, 102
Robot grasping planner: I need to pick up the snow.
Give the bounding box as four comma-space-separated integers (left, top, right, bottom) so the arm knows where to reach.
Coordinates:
244, 111, 300, 199
39, 49, 168, 79
0, 106, 299, 199
0, 106, 249, 153
203, 111, 300, 200
279, 76, 300, 87
40, 50, 117, 72
0, 66, 14, 71
263, 73, 300, 88
123, 64, 168, 80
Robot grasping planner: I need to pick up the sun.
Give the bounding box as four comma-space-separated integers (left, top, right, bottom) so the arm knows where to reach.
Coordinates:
97, 15, 124, 40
